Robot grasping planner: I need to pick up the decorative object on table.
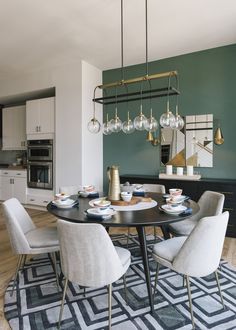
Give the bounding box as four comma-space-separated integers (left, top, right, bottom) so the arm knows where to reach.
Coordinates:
107, 165, 121, 201
88, 0, 183, 137
176, 167, 183, 176
166, 164, 173, 175
186, 165, 193, 176
5, 233, 236, 330
120, 191, 133, 202
120, 181, 136, 193
160, 204, 187, 215
79, 185, 99, 198
159, 172, 201, 180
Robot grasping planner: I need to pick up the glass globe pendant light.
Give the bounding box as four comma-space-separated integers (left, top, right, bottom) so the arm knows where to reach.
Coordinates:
87, 87, 101, 134
103, 113, 112, 135
122, 111, 135, 134
145, 83, 158, 132
109, 87, 122, 133
160, 75, 175, 128
134, 81, 147, 131
170, 76, 184, 130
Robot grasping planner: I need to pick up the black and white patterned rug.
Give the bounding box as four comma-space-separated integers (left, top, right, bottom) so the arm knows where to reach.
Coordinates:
4, 234, 236, 329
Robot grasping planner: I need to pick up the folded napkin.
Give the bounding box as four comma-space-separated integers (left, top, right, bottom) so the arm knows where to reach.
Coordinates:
87, 192, 99, 198
179, 207, 192, 216
133, 191, 145, 197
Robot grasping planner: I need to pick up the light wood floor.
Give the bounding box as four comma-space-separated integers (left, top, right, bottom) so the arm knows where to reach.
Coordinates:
1, 206, 236, 329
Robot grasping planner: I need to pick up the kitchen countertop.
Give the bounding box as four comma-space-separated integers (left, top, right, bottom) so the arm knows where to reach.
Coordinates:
0, 165, 26, 170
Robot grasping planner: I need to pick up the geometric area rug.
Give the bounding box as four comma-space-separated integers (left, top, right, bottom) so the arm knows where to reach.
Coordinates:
4, 234, 236, 330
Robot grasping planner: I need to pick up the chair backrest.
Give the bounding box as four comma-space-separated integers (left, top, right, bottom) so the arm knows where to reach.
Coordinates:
57, 219, 125, 287
59, 186, 80, 195
173, 211, 229, 277
3, 198, 36, 254
143, 184, 166, 194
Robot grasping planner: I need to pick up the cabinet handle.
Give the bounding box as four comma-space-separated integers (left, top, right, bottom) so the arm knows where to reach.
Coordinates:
39, 126, 41, 132
30, 198, 35, 201
4, 172, 8, 175
16, 173, 21, 176
43, 200, 49, 203
224, 207, 234, 211
36, 126, 38, 132
219, 191, 234, 195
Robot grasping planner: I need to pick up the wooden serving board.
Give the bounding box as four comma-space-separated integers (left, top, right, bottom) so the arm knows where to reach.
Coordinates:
110, 197, 152, 206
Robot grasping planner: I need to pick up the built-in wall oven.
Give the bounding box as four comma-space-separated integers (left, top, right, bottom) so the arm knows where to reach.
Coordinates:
27, 139, 53, 189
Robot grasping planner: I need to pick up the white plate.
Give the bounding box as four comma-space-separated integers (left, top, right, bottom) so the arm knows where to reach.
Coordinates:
52, 200, 77, 209
161, 204, 187, 215
87, 208, 115, 216
167, 196, 188, 205
89, 198, 108, 207
52, 198, 75, 206
79, 191, 98, 198
55, 193, 70, 200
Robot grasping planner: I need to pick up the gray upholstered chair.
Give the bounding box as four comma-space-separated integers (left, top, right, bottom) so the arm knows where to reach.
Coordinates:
127, 184, 166, 245
168, 190, 225, 237
152, 211, 229, 329
59, 185, 80, 195
3, 198, 60, 295
57, 219, 131, 330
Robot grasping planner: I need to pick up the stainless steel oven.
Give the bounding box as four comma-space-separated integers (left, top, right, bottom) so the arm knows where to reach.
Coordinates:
27, 161, 53, 189
27, 139, 53, 161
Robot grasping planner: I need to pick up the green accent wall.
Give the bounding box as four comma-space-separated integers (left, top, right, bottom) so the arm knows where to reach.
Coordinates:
103, 44, 236, 189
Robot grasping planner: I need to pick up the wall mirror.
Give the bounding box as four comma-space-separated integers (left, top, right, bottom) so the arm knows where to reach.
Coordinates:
160, 114, 213, 168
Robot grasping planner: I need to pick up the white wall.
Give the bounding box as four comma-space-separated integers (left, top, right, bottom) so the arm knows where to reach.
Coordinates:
81, 61, 103, 191
0, 60, 103, 192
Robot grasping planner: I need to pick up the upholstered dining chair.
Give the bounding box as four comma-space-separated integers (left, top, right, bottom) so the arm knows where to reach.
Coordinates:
57, 219, 131, 330
168, 190, 225, 237
152, 211, 229, 329
127, 184, 166, 246
2, 198, 60, 296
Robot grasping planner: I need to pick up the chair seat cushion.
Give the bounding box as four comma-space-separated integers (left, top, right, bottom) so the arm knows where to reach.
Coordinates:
25, 227, 59, 248
152, 237, 187, 268
115, 246, 131, 273
168, 218, 198, 236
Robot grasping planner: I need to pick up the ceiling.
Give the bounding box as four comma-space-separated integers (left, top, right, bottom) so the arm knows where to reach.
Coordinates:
0, 0, 236, 78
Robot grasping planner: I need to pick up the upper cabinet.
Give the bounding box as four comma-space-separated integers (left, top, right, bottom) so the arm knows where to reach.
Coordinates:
2, 105, 26, 150
26, 97, 55, 138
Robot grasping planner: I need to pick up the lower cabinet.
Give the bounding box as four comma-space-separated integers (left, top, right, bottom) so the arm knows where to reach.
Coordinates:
120, 175, 236, 238
0, 170, 27, 204
27, 189, 54, 207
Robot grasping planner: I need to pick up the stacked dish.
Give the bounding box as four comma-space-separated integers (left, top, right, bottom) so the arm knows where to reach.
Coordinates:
85, 208, 116, 220
160, 204, 187, 215
52, 198, 77, 209
79, 185, 99, 198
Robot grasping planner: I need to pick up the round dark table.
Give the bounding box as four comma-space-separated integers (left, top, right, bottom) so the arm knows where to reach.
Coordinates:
47, 193, 199, 313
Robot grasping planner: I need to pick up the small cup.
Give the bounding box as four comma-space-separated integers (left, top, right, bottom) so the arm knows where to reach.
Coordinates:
169, 188, 182, 196
121, 191, 132, 202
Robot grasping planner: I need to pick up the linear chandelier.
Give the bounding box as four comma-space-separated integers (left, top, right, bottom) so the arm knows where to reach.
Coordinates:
87, 0, 184, 137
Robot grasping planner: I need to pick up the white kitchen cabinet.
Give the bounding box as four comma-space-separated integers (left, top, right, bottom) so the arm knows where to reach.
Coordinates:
26, 97, 55, 136
27, 188, 54, 207
0, 170, 27, 203
2, 106, 26, 150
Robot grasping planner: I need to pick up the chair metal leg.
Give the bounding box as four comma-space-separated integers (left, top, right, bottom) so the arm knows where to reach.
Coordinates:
183, 275, 186, 287
11, 254, 23, 297
215, 271, 225, 309
127, 228, 130, 248
50, 252, 60, 291
83, 287, 86, 297
123, 274, 128, 305
58, 278, 68, 329
186, 276, 195, 330
21, 254, 27, 272
108, 283, 112, 330
153, 263, 160, 299
154, 226, 157, 242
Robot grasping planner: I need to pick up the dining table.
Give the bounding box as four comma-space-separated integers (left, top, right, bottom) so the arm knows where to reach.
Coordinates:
47, 192, 199, 314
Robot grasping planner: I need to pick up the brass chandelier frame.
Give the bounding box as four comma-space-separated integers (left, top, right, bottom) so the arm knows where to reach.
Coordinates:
92, 0, 180, 107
